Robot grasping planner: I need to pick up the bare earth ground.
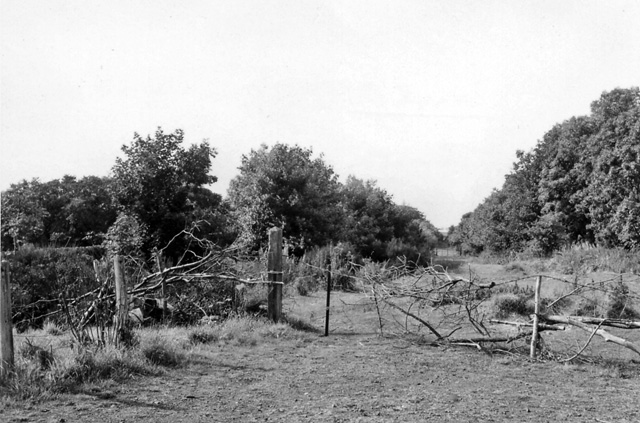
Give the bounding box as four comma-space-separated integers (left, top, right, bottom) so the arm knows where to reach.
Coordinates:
3, 262, 640, 422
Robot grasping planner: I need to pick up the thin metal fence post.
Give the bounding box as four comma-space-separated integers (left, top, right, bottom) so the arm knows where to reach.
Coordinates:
324, 245, 332, 337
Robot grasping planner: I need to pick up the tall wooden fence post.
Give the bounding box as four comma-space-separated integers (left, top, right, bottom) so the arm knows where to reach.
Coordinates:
267, 227, 283, 323
530, 276, 542, 359
113, 254, 128, 345
1, 258, 14, 379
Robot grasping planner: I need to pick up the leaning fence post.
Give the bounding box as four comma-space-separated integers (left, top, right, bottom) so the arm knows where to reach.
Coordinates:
267, 228, 283, 323
1, 257, 14, 379
113, 254, 128, 345
530, 276, 542, 359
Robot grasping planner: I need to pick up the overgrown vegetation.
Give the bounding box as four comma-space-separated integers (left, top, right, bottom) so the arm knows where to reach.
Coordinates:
0, 315, 314, 400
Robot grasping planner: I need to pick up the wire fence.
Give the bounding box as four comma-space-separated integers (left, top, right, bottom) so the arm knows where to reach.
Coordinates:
5, 251, 640, 365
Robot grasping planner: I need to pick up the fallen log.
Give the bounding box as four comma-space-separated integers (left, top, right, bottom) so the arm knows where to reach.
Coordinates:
489, 319, 565, 331
541, 315, 640, 330
540, 314, 640, 357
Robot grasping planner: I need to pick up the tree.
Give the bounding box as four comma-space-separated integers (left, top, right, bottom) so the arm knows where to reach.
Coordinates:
340, 176, 396, 259
228, 143, 342, 250
1, 179, 49, 250
582, 88, 640, 247
537, 117, 595, 245
111, 128, 220, 258
1, 176, 118, 250
63, 176, 117, 245
451, 86, 640, 254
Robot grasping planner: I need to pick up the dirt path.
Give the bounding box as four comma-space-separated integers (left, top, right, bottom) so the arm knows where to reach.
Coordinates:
3, 333, 639, 423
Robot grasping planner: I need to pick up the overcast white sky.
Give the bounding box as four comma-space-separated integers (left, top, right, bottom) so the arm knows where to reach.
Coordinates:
2, 1, 639, 229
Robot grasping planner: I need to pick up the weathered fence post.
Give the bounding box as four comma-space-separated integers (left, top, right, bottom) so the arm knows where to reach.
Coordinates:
113, 254, 129, 345
530, 276, 542, 359
267, 228, 283, 323
1, 257, 14, 379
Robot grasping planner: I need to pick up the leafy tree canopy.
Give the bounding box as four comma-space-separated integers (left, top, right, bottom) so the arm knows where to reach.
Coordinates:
1, 176, 116, 250
228, 143, 342, 250
111, 128, 221, 258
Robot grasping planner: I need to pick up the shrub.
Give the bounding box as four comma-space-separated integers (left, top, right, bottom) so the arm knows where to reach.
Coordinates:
573, 297, 601, 317
7, 246, 105, 330
606, 280, 639, 319
492, 293, 533, 318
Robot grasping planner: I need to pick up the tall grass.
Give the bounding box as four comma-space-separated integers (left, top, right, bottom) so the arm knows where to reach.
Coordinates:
283, 243, 362, 293
552, 246, 640, 274
1, 315, 314, 401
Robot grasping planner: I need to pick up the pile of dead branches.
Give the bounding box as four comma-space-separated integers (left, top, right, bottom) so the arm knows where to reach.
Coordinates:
355, 261, 640, 360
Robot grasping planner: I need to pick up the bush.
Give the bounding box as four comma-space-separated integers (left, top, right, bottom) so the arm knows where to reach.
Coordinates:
7, 246, 105, 330
573, 297, 601, 317
606, 280, 639, 319
492, 293, 533, 318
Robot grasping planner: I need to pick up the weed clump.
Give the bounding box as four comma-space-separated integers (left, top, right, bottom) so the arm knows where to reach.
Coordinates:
62, 347, 152, 385
189, 329, 218, 345
19, 339, 55, 371
292, 276, 321, 296
141, 336, 185, 367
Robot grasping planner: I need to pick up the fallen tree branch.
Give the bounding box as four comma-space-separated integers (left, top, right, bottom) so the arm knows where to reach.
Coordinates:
540, 314, 640, 356
448, 331, 530, 344
560, 319, 605, 362
381, 298, 442, 340
489, 319, 565, 331
542, 315, 640, 330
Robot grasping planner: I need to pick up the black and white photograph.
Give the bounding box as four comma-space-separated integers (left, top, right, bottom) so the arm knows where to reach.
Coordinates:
1, 1, 639, 422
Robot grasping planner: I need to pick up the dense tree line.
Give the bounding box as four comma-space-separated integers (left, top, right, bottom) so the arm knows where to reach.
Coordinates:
2, 130, 441, 263
228, 143, 441, 262
449, 87, 640, 255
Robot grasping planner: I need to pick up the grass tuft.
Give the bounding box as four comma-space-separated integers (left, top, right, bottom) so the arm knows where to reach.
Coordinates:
141, 335, 185, 367
188, 328, 219, 345
19, 338, 55, 371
